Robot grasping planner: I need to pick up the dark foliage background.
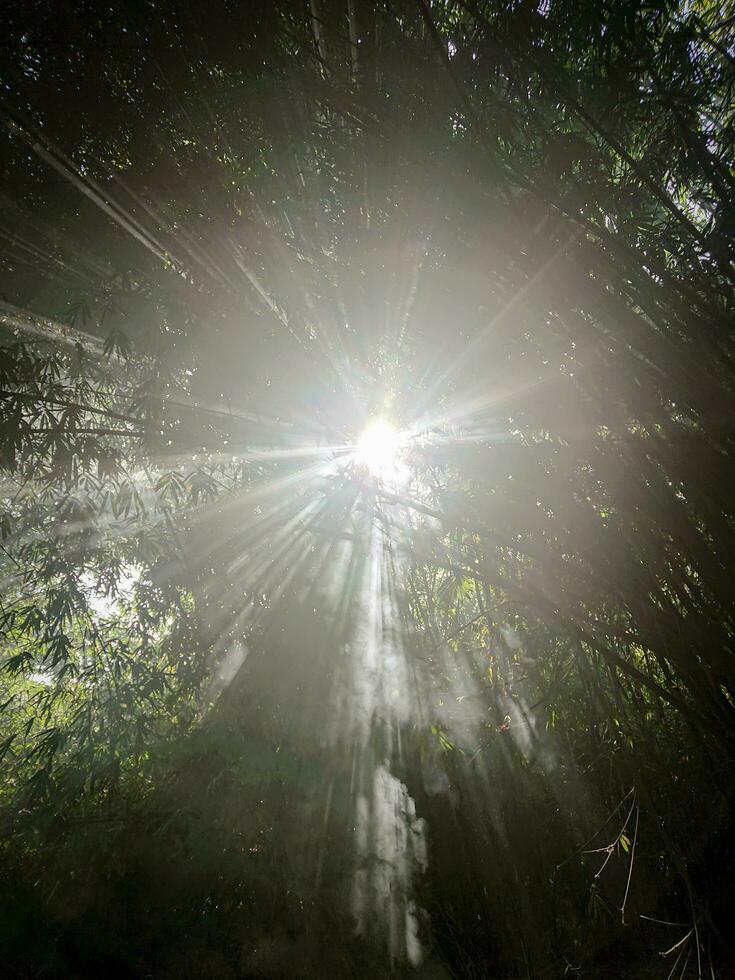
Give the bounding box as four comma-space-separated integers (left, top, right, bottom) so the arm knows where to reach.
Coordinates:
0, 0, 733, 976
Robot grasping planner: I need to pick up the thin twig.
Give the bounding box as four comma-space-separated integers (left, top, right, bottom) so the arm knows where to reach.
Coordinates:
621, 804, 640, 925
661, 930, 693, 957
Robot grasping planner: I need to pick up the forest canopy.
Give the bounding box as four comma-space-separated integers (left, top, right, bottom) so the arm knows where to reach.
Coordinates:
0, 1, 734, 977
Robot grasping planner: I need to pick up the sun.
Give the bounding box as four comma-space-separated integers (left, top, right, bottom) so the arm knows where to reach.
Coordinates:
354, 418, 408, 484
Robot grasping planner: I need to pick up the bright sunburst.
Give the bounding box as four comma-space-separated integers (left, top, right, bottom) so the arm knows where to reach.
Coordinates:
354, 418, 408, 485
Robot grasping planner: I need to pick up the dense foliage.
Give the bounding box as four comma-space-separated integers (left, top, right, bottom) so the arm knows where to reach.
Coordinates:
1, 1, 733, 976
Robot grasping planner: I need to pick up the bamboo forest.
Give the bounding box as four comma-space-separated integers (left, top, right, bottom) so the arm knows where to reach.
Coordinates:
1, 1, 734, 977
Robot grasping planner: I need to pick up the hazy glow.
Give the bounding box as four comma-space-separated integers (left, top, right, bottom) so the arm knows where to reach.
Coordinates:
355, 419, 407, 484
